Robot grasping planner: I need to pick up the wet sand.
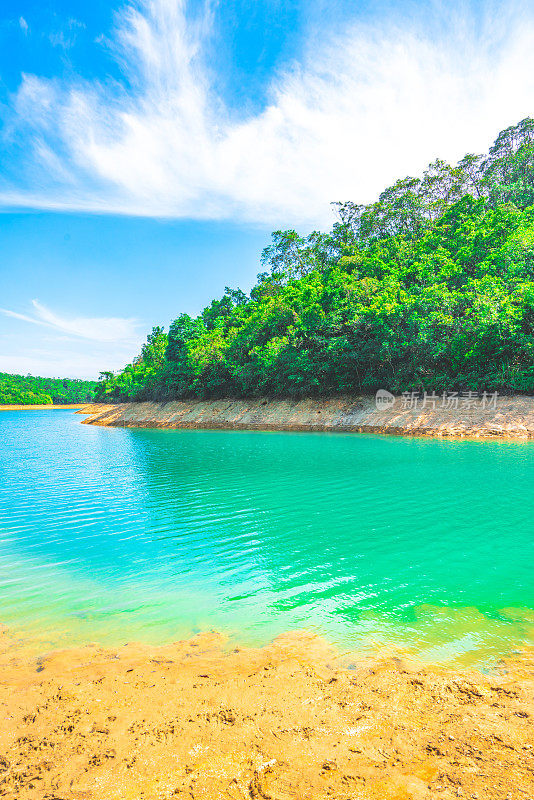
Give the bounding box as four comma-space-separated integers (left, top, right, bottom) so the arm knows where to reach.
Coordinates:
1, 630, 533, 799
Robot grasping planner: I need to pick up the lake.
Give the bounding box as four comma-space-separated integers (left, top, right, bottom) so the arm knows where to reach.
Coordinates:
1, 409, 533, 666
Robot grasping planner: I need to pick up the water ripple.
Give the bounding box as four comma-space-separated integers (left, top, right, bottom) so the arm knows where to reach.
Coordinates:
0, 411, 534, 665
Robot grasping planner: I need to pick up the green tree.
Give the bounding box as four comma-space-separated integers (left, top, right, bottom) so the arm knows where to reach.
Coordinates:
98, 117, 534, 402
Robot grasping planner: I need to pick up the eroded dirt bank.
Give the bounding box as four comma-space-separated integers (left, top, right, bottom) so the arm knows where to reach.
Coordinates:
0, 630, 533, 800
81, 395, 534, 438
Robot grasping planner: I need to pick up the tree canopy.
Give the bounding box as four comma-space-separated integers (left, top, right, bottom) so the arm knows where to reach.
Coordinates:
96, 118, 534, 402
0, 373, 97, 405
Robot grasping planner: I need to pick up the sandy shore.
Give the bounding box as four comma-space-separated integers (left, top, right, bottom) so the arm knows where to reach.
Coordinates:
0, 403, 87, 411
81, 395, 534, 438
1, 630, 533, 799
76, 403, 117, 415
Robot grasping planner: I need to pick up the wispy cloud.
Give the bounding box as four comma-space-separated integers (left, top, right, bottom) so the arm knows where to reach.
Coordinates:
48, 18, 86, 50
0, 300, 139, 343
0, 348, 130, 380
2, 0, 534, 226
19, 16, 28, 34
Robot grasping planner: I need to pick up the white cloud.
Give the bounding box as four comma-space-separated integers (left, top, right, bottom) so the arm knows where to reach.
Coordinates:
0, 349, 129, 380
48, 18, 86, 50
0, 300, 140, 343
19, 16, 28, 34
2, 0, 534, 226
0, 302, 144, 378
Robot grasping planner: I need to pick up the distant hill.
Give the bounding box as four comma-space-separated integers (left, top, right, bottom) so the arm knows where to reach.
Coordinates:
0, 373, 97, 406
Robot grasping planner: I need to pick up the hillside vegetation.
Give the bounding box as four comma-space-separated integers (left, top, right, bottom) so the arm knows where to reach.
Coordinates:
96, 118, 534, 402
0, 373, 96, 406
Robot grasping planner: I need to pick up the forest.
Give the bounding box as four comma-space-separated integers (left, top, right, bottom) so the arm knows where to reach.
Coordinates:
95, 118, 534, 402
0, 373, 96, 405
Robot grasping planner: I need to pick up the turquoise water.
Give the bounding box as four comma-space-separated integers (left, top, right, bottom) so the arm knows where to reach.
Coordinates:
1, 410, 533, 665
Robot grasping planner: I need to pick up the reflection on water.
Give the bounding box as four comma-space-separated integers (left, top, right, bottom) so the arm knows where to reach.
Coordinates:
0, 410, 533, 666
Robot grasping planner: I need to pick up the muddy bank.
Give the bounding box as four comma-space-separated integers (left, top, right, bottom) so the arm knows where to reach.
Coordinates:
81, 395, 534, 438
0, 629, 533, 800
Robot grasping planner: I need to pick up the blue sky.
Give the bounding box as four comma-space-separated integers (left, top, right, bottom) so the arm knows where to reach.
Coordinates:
1, 0, 534, 378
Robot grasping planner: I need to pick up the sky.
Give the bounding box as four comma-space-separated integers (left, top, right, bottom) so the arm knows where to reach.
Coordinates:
1, 0, 534, 378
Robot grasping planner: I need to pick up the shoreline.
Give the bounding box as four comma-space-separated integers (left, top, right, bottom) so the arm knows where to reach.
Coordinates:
0, 403, 87, 411
1, 628, 533, 799
81, 395, 534, 439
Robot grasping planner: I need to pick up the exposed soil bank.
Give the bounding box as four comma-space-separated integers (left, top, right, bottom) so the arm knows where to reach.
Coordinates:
0, 403, 86, 411
81, 395, 534, 438
1, 630, 533, 800
76, 403, 117, 415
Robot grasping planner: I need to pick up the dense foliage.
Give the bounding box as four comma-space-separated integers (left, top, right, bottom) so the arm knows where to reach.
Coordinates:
96, 118, 534, 401
0, 373, 97, 405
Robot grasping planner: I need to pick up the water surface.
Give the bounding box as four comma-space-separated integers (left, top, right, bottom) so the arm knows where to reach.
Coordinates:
1, 410, 533, 666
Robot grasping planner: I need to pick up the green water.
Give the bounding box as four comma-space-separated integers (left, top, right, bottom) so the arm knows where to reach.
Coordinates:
1, 410, 533, 665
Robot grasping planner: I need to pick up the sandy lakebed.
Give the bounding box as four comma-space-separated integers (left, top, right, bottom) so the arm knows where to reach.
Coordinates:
1, 629, 533, 800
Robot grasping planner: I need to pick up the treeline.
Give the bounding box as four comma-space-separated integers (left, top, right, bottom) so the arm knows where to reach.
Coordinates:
96, 118, 534, 402
0, 373, 97, 405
